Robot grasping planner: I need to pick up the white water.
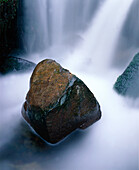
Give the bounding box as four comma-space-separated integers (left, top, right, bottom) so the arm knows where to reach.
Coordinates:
23, 0, 103, 54
0, 0, 139, 169
23, 0, 49, 53
65, 0, 134, 74
0, 74, 30, 147
0, 70, 138, 170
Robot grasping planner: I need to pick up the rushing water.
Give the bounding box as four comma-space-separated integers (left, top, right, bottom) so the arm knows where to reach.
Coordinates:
0, 0, 139, 170
23, 0, 104, 54
64, 0, 134, 74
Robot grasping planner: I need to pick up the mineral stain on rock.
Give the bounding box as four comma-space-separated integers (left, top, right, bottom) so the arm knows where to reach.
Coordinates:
22, 59, 101, 144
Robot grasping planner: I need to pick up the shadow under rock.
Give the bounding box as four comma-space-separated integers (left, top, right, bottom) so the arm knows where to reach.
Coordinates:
0, 117, 89, 167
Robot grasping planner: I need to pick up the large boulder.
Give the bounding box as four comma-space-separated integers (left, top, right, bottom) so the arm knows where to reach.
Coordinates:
0, 56, 36, 74
114, 53, 139, 98
22, 59, 101, 144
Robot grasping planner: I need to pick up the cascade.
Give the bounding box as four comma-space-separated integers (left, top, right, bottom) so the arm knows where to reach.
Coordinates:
23, 0, 135, 75
23, 0, 104, 54
113, 0, 139, 68
23, 0, 49, 53
0, 1, 138, 169
65, 0, 134, 74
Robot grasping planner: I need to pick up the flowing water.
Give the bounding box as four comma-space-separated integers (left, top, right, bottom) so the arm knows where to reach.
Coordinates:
64, 0, 134, 73
23, 0, 104, 55
0, 0, 139, 170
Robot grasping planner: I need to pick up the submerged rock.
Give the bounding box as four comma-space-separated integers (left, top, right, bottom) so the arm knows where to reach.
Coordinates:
0, 56, 36, 74
114, 53, 139, 98
22, 59, 101, 144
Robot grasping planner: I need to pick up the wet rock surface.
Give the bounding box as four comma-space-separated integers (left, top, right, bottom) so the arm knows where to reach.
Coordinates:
0, 56, 36, 74
22, 59, 101, 144
114, 53, 139, 98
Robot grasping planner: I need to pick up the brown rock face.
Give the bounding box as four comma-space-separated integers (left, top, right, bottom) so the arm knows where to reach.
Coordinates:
22, 59, 101, 144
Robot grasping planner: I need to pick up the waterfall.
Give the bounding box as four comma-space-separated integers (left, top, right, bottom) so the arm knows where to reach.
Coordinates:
65, 0, 134, 74
113, 0, 139, 68
23, 0, 104, 54
49, 0, 66, 45
23, 0, 49, 53
1, 1, 138, 170
23, 0, 135, 75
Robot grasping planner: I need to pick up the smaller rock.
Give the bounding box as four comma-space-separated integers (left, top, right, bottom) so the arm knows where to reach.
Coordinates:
114, 53, 139, 98
0, 56, 36, 74
22, 59, 101, 144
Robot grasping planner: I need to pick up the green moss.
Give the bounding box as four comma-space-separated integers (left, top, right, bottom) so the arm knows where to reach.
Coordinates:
114, 53, 139, 96
0, 0, 18, 23
0, 0, 19, 56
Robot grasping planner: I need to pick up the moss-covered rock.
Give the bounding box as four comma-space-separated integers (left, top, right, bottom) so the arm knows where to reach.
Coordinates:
114, 53, 139, 98
22, 59, 101, 144
0, 0, 19, 57
0, 56, 36, 74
